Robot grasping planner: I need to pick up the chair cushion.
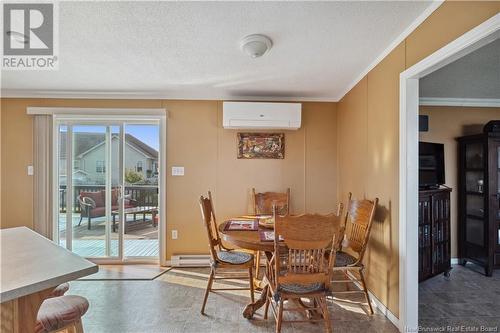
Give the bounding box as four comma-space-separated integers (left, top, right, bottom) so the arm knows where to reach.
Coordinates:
279, 283, 324, 294
217, 251, 253, 265
89, 206, 105, 218
50, 283, 69, 297
334, 251, 357, 267
35, 295, 89, 333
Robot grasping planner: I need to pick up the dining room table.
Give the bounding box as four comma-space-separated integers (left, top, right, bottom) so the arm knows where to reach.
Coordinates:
218, 214, 341, 319
218, 219, 274, 319
0, 227, 98, 333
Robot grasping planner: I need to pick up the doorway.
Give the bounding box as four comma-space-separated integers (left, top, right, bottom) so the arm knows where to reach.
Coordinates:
54, 118, 163, 263
399, 13, 499, 331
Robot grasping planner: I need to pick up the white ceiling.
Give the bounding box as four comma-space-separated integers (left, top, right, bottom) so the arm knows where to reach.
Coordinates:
420, 37, 500, 100
1, 1, 437, 101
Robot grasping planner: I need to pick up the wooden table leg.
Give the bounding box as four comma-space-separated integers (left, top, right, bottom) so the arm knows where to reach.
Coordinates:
1, 288, 52, 333
242, 251, 272, 319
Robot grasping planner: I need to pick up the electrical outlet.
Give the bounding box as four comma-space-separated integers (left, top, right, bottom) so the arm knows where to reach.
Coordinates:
27, 165, 34, 176
172, 230, 178, 240
171, 166, 184, 176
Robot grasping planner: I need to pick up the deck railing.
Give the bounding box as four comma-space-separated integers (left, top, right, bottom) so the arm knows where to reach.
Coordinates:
59, 185, 158, 212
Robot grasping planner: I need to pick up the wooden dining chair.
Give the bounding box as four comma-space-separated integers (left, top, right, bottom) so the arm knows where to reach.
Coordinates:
252, 188, 290, 280
265, 213, 339, 333
199, 191, 255, 315
330, 192, 378, 315
252, 188, 290, 217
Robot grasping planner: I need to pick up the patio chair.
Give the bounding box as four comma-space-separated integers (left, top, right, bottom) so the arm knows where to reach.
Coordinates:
77, 189, 137, 230
199, 191, 255, 315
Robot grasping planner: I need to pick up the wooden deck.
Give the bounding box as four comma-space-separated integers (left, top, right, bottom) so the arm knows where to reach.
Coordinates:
60, 239, 159, 257
58, 213, 158, 257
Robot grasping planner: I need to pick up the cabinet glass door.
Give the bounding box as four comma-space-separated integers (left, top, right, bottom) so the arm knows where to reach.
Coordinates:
464, 142, 485, 247
495, 144, 500, 245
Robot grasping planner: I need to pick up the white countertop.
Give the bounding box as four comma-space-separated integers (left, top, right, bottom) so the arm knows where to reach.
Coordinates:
0, 227, 98, 302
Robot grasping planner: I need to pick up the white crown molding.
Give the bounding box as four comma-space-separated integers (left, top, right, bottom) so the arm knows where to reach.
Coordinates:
27, 107, 167, 116
419, 97, 500, 107
1, 89, 338, 102
334, 0, 444, 102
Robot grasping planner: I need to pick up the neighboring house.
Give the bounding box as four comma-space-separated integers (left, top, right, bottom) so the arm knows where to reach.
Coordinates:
59, 133, 158, 185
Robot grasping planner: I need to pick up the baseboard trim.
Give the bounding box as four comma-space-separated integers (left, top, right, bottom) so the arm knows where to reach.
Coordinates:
343, 271, 400, 330
368, 290, 400, 329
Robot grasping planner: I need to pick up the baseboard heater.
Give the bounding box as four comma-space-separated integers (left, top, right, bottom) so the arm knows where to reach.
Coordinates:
169, 254, 267, 267
169, 254, 211, 267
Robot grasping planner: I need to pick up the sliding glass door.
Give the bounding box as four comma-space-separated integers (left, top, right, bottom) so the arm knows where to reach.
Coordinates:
55, 120, 160, 261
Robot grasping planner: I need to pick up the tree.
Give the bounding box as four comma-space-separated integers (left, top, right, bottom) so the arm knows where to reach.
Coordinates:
125, 169, 144, 184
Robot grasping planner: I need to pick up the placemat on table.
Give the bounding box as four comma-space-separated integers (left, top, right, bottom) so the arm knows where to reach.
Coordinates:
259, 230, 284, 242
224, 219, 258, 231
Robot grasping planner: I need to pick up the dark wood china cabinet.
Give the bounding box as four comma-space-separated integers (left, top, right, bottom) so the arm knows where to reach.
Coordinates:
457, 124, 500, 276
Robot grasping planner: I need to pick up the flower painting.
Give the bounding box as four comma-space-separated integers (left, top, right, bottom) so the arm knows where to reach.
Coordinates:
237, 133, 285, 159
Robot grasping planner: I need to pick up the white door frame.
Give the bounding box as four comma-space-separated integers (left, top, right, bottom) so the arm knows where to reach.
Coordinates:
29, 107, 168, 267
398, 14, 500, 331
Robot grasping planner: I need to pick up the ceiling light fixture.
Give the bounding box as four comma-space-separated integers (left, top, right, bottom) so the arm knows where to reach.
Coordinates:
240, 34, 272, 58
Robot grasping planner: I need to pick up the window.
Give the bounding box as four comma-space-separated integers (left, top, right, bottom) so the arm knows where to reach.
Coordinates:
96, 160, 105, 173
136, 161, 143, 172
73, 160, 80, 170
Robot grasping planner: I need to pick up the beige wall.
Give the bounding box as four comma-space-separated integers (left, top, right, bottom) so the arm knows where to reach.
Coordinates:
338, 42, 404, 315
419, 106, 500, 258
0, 99, 338, 258
336, 0, 500, 317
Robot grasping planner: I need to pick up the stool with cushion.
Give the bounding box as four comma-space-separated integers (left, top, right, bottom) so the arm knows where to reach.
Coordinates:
50, 283, 69, 297
35, 295, 89, 333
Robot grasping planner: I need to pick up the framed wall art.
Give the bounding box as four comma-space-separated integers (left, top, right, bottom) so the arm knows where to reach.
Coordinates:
237, 133, 285, 159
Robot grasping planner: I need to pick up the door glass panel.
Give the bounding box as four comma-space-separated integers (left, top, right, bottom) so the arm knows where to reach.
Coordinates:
123, 124, 159, 258
110, 126, 121, 257
72, 125, 108, 257
465, 142, 483, 169
57, 125, 68, 248
56, 121, 160, 261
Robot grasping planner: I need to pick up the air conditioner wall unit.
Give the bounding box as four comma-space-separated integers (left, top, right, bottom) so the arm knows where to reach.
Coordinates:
222, 102, 301, 130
